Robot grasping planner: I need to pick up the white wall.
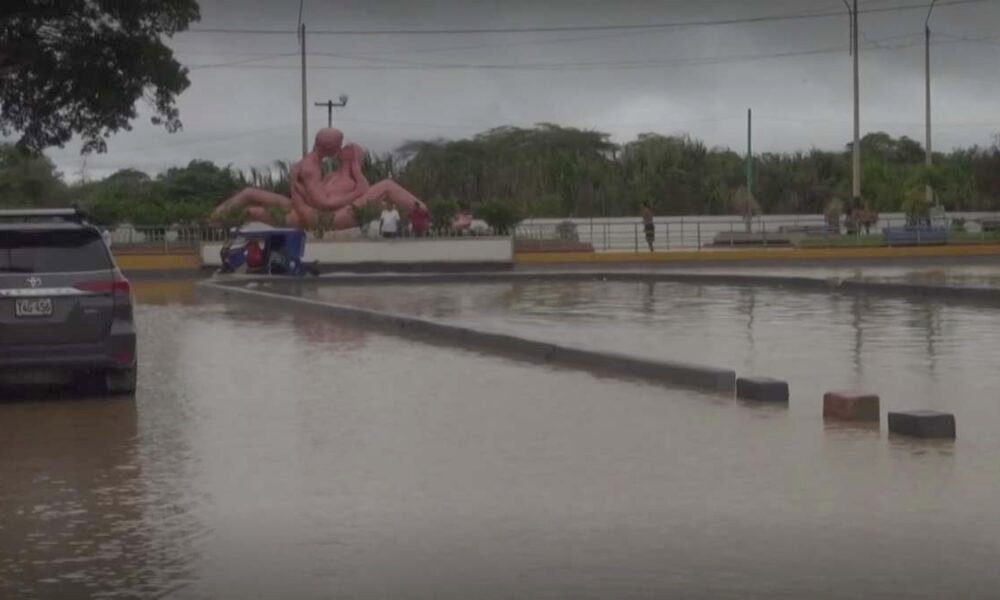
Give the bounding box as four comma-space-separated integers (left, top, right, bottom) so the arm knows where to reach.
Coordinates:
202, 238, 513, 267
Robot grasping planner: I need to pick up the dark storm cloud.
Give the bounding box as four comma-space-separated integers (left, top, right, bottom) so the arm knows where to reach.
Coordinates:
48, 0, 1000, 180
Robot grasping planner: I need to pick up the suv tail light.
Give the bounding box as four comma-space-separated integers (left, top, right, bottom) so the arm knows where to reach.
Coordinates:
74, 272, 132, 305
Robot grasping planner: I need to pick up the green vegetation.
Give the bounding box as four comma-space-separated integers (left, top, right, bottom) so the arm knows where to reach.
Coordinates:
350, 203, 381, 234
3, 127, 1000, 227
0, 0, 199, 153
476, 199, 523, 235
427, 196, 459, 234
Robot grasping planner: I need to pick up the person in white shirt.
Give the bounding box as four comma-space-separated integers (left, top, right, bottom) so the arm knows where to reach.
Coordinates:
379, 203, 400, 239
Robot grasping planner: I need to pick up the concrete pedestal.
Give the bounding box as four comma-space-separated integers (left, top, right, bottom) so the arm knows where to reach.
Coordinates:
823, 391, 880, 422
736, 377, 789, 402
888, 411, 956, 439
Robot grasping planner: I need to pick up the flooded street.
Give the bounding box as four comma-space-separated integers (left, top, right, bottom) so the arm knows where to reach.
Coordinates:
3, 279, 1000, 598
293, 278, 1000, 440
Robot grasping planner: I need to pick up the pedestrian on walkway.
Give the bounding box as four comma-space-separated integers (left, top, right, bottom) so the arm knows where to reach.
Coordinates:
641, 203, 655, 252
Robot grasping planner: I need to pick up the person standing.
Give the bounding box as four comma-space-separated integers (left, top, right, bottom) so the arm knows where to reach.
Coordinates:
379, 202, 401, 239
641, 203, 655, 252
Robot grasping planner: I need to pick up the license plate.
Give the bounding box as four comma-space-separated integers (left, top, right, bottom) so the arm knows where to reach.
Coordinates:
15, 298, 53, 318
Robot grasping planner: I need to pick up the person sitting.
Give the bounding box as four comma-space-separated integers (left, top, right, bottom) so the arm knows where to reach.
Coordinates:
267, 236, 290, 274
245, 240, 264, 271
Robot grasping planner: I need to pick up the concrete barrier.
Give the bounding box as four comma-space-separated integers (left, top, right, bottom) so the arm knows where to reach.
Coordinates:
823, 391, 880, 422
888, 411, 956, 439
198, 280, 736, 393
736, 377, 790, 402
201, 237, 513, 268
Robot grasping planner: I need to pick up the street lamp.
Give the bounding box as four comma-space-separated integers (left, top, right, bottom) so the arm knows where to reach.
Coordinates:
843, 0, 861, 211
925, 0, 938, 206
315, 94, 349, 128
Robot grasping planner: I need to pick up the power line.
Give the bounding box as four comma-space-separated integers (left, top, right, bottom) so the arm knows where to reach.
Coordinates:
186, 35, 995, 72
184, 0, 994, 36
186, 52, 299, 69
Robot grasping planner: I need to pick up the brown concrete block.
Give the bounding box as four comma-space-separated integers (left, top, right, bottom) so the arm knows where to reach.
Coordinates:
737, 377, 789, 402
888, 411, 956, 439
823, 390, 880, 422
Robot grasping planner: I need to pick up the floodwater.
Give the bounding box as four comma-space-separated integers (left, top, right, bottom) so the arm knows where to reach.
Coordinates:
670, 262, 1000, 290
291, 277, 1000, 431
2, 279, 1000, 599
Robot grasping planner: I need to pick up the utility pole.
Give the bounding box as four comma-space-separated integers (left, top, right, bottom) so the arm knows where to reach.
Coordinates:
314, 94, 349, 128
850, 0, 861, 210
925, 0, 938, 206
841, 0, 861, 211
746, 108, 753, 233
300, 23, 308, 157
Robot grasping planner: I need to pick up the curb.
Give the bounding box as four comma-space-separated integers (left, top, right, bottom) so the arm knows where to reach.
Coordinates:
197, 280, 737, 394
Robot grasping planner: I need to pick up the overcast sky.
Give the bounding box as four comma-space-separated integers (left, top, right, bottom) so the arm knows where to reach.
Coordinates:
45, 0, 1000, 180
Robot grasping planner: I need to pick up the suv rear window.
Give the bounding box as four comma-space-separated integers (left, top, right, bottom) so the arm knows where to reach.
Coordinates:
0, 230, 112, 273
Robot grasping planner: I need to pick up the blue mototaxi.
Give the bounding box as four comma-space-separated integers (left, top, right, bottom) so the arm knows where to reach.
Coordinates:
219, 227, 319, 276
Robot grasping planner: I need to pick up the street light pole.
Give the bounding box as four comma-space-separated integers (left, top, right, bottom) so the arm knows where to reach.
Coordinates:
746, 107, 753, 233
851, 0, 861, 209
314, 95, 349, 128
843, 0, 861, 211
300, 23, 308, 157
925, 0, 938, 207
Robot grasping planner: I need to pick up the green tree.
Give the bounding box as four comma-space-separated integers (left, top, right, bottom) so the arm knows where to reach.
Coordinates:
427, 196, 458, 234
0, 0, 200, 153
476, 199, 523, 236
0, 143, 65, 206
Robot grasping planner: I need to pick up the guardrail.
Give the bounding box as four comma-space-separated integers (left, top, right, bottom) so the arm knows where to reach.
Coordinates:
103, 215, 1000, 253
107, 226, 503, 252
107, 227, 228, 252
515, 216, 1000, 252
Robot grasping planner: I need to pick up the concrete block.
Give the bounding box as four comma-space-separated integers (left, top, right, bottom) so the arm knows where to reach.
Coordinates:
888, 411, 956, 439
736, 377, 789, 402
823, 391, 880, 422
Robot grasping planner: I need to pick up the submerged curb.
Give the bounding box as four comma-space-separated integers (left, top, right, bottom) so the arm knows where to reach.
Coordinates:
198, 280, 736, 393
212, 270, 1000, 305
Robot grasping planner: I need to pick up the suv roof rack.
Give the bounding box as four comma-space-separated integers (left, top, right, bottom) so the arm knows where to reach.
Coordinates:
0, 207, 90, 224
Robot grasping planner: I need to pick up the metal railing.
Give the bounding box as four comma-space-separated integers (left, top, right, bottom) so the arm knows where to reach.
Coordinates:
107, 226, 229, 251
106, 225, 503, 252
103, 213, 1000, 253
515, 213, 1000, 252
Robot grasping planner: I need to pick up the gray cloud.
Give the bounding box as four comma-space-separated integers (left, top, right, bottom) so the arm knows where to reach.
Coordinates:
47, 0, 1000, 180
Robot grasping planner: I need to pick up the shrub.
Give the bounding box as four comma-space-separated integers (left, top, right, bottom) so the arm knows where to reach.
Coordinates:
428, 196, 458, 234
313, 211, 335, 239
217, 206, 249, 230
351, 203, 381, 234
476, 199, 523, 236
266, 204, 289, 226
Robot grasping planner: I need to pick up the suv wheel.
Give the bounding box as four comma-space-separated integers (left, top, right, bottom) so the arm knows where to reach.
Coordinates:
104, 367, 137, 395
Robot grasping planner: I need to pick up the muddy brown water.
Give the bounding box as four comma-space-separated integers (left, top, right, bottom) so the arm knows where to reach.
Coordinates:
2, 279, 999, 599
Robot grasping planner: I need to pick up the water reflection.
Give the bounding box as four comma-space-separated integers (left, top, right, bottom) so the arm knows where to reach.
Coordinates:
0, 393, 196, 598
290, 279, 1000, 444
132, 279, 197, 305
4, 286, 1000, 598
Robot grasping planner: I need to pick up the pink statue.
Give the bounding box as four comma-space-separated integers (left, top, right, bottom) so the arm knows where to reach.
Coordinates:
212, 128, 426, 230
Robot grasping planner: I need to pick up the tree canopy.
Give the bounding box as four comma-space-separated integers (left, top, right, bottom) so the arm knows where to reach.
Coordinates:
0, 0, 200, 153
2, 126, 1000, 226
